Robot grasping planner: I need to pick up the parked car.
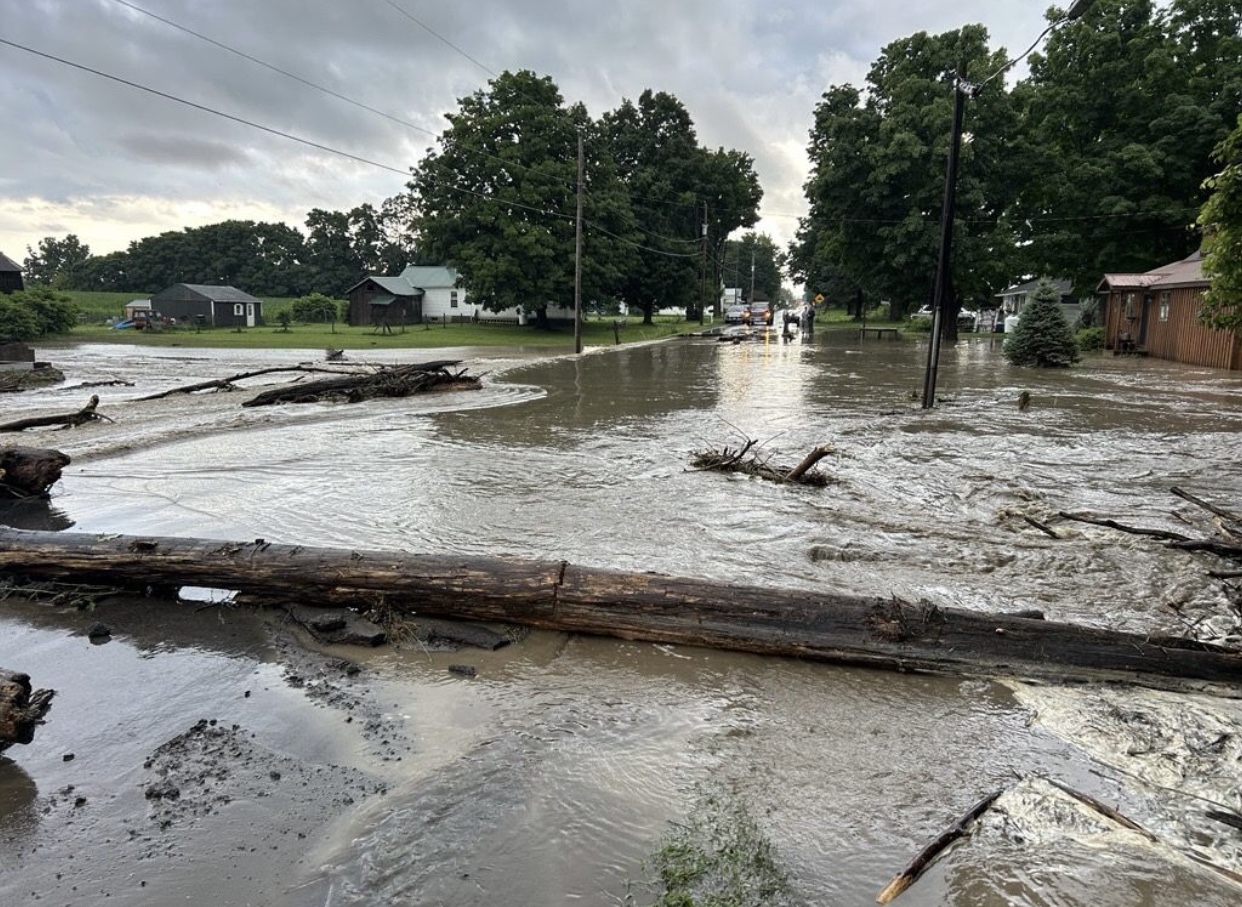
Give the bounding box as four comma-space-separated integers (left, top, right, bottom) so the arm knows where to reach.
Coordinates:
748, 302, 773, 326
725, 304, 748, 324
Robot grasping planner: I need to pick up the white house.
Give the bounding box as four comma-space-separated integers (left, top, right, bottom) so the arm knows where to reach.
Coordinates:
347, 265, 574, 325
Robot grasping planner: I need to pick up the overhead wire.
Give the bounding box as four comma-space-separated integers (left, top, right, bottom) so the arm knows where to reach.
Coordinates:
0, 36, 577, 226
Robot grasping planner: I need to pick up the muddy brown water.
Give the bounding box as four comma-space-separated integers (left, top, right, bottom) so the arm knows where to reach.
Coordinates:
2, 333, 1241, 905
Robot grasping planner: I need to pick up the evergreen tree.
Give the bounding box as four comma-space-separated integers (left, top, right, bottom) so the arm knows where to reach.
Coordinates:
1003, 280, 1080, 367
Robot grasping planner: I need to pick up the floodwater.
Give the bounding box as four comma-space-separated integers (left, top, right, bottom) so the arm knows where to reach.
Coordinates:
2, 331, 1241, 906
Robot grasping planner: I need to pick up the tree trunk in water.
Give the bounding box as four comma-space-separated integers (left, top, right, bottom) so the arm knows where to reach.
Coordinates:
0, 529, 1239, 689
0, 447, 71, 498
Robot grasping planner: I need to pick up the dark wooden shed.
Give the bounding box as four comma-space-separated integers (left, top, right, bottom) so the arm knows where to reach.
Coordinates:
149, 284, 263, 328
344, 276, 422, 327
0, 252, 24, 295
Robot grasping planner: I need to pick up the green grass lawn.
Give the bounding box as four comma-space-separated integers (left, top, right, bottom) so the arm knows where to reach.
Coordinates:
66, 315, 701, 350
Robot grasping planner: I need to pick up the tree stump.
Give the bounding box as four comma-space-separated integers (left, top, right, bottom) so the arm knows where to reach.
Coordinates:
0, 446, 72, 498
0, 670, 55, 752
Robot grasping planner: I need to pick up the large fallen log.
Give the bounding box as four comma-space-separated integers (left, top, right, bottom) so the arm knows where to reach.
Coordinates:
0, 669, 55, 752
1, 529, 1240, 689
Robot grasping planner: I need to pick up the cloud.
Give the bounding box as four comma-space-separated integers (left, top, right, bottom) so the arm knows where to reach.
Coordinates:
0, 0, 1051, 274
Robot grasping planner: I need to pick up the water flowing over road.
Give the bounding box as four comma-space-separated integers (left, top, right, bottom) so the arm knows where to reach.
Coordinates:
2, 333, 1240, 905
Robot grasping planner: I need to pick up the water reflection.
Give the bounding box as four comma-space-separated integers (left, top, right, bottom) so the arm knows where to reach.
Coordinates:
0, 497, 74, 531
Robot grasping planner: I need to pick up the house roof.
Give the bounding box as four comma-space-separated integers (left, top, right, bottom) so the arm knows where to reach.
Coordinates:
398, 265, 459, 290
172, 284, 262, 303
343, 275, 423, 297
1097, 251, 1207, 294
0, 251, 21, 272
997, 277, 1073, 298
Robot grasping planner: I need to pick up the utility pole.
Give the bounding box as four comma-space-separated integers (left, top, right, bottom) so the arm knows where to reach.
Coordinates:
698, 201, 707, 325
749, 248, 756, 306
573, 130, 584, 355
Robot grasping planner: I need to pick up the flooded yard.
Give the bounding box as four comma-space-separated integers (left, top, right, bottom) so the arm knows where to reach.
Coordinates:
2, 331, 1241, 905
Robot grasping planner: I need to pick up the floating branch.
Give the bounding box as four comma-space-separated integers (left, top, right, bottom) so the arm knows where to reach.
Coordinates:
691, 437, 835, 486
876, 789, 1004, 903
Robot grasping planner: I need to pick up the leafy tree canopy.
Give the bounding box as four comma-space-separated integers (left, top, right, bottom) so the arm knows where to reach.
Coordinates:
409, 70, 637, 326
22, 234, 91, 288
1199, 113, 1242, 331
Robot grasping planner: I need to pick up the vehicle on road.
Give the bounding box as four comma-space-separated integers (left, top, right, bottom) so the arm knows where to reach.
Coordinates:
748, 302, 773, 327
725, 304, 748, 324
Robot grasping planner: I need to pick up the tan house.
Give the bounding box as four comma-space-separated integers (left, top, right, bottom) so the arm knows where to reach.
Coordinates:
1097, 251, 1241, 371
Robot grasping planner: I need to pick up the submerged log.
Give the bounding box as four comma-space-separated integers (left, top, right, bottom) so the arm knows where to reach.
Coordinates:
2, 530, 1241, 689
0, 446, 71, 498
0, 669, 55, 752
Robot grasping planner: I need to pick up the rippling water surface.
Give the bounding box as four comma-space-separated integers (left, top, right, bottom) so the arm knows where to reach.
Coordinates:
4, 334, 1241, 905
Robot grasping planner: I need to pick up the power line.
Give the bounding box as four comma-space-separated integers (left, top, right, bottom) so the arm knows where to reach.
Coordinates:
108, 0, 438, 139
0, 36, 580, 226
104, 0, 581, 193
0, 36, 412, 177
380, 0, 498, 80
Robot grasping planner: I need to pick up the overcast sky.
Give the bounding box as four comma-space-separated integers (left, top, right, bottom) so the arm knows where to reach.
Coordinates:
0, 0, 1056, 270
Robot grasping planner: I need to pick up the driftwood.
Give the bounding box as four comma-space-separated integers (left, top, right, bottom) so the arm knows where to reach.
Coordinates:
2, 529, 1241, 689
1060, 487, 1242, 564
241, 361, 480, 407
1045, 778, 1157, 841
0, 669, 54, 752
691, 439, 835, 487
876, 790, 1004, 903
133, 365, 352, 401
0, 446, 70, 498
0, 395, 112, 432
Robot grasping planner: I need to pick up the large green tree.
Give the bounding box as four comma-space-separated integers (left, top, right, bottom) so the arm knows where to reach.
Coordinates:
22, 234, 91, 288
409, 70, 635, 326
1013, 0, 1242, 286
1199, 114, 1242, 330
601, 91, 761, 323
793, 26, 1019, 330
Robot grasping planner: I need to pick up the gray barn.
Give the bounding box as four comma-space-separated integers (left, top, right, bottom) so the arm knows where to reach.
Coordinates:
150, 284, 263, 327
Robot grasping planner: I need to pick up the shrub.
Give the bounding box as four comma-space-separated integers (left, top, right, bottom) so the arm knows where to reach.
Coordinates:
905, 315, 933, 333
0, 296, 42, 342
1004, 280, 1080, 368
290, 293, 343, 323
1076, 326, 1106, 351
0, 288, 77, 340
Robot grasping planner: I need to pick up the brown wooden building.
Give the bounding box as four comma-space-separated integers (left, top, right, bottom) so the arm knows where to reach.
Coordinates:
1097, 251, 1241, 371
344, 276, 422, 327
0, 251, 24, 294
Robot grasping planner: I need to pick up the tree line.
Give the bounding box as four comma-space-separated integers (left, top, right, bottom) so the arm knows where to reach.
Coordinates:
23, 76, 777, 326
789, 0, 1242, 328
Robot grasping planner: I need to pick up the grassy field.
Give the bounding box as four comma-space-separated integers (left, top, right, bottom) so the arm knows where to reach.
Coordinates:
66, 314, 702, 350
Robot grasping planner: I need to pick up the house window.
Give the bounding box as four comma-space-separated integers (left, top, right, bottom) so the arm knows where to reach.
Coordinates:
1123, 293, 1135, 319
234, 304, 244, 316
450, 291, 458, 309
1158, 291, 1170, 322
